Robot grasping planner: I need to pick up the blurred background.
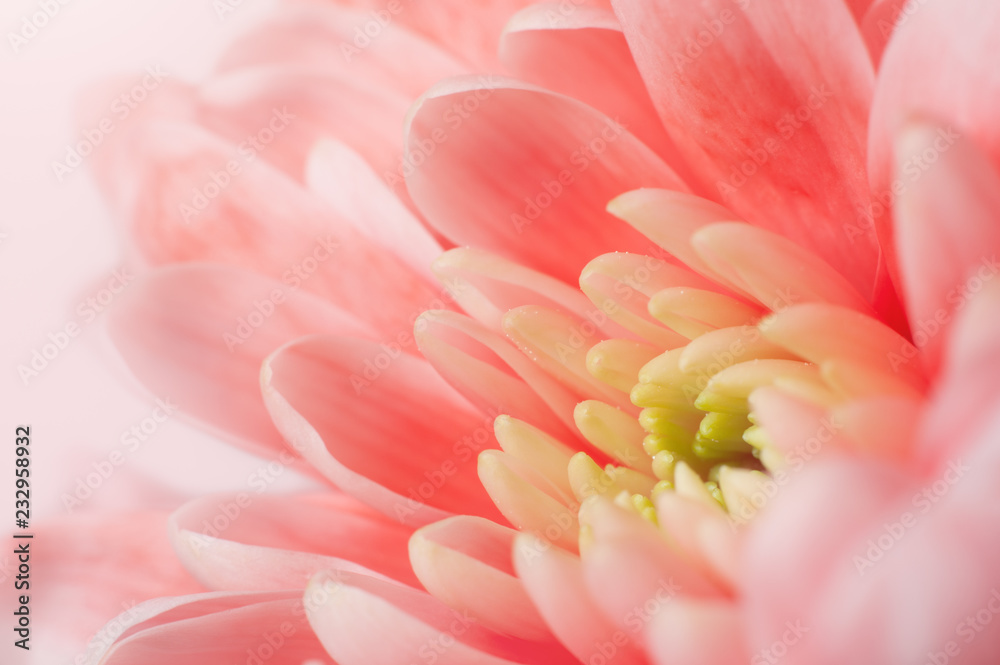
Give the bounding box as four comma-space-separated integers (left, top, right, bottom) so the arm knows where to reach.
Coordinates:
0, 1, 321, 662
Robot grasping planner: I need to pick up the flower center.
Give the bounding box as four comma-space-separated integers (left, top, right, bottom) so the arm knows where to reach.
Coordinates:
478, 216, 925, 553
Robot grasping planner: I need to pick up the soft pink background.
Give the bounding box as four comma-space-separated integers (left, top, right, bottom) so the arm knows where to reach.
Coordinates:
0, 2, 322, 662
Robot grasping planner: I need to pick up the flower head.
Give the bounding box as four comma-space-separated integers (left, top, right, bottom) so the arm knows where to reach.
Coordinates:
68, 1, 1000, 664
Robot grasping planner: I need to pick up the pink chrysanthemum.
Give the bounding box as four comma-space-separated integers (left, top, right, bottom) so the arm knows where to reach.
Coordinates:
50, 1, 1000, 664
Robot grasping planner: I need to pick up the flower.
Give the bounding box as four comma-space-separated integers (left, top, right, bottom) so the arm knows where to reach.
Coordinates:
71, 0, 1000, 664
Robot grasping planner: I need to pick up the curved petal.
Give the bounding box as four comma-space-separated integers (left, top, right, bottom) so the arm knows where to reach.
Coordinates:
692, 223, 874, 315
305, 570, 577, 665
410, 516, 554, 641
514, 533, 649, 665
579, 497, 724, 632
404, 76, 688, 285
500, 3, 697, 185
85, 591, 326, 665
916, 279, 1000, 470
109, 264, 368, 459
760, 303, 924, 389
611, 0, 881, 298
891, 125, 1000, 376
261, 334, 504, 526
169, 492, 418, 590
415, 310, 584, 440
645, 598, 746, 665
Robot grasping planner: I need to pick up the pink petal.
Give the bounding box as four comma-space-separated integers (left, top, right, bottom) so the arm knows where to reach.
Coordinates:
760, 303, 925, 389
432, 247, 626, 337
645, 599, 746, 665
215, 3, 468, 100
410, 516, 554, 641
322, 0, 540, 70
580, 497, 724, 632
415, 310, 584, 440
916, 279, 1000, 471
503, 305, 636, 411
741, 459, 911, 665
691, 223, 874, 315
261, 334, 504, 526
478, 450, 580, 553
305, 570, 578, 665
169, 492, 418, 590
869, 0, 1000, 290
87, 591, 328, 665
611, 0, 881, 298
654, 492, 740, 590
745, 451, 1000, 665
404, 77, 688, 285
197, 65, 408, 185
748, 387, 850, 459
109, 264, 368, 460
306, 139, 445, 282
500, 4, 698, 186
105, 119, 446, 340
514, 534, 649, 665
30, 512, 202, 644
607, 189, 754, 298
891, 125, 1000, 375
